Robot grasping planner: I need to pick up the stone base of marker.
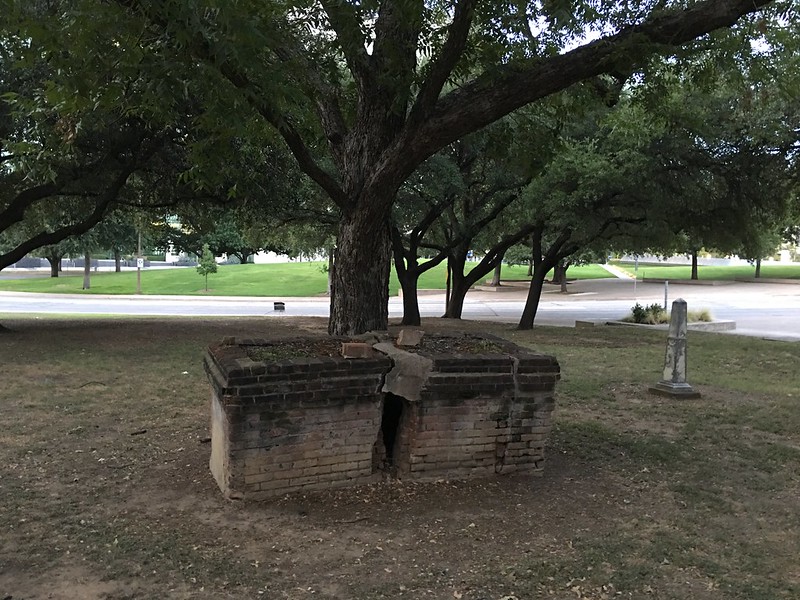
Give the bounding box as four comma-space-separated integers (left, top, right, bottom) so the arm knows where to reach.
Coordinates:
648, 381, 701, 399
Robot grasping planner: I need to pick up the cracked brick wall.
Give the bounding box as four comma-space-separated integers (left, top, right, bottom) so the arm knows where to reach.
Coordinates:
204, 336, 559, 500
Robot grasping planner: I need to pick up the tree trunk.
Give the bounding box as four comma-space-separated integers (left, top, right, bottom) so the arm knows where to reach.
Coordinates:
691, 250, 699, 280
527, 236, 535, 276
114, 249, 122, 272
444, 278, 471, 319
391, 229, 424, 327
47, 257, 60, 278
755, 258, 761, 278
552, 262, 569, 293
327, 248, 334, 295
443, 254, 469, 319
489, 262, 502, 286
445, 262, 451, 313
82, 251, 91, 290
398, 271, 421, 326
329, 210, 391, 335
518, 261, 554, 330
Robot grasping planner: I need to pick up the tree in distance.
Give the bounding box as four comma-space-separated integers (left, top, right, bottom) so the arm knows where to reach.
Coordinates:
196, 243, 218, 292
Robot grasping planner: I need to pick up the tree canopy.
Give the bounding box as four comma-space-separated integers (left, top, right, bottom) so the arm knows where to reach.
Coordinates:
3, 0, 794, 333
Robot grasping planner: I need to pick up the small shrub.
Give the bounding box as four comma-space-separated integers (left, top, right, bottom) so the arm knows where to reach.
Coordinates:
631, 303, 647, 323
628, 302, 669, 324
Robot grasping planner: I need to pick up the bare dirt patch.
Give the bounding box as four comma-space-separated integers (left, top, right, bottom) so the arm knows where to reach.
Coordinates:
0, 317, 798, 599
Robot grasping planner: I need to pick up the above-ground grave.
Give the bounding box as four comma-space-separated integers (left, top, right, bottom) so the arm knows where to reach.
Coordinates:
204, 332, 560, 500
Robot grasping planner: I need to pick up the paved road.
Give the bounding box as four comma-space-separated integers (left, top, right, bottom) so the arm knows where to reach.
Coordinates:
0, 278, 798, 341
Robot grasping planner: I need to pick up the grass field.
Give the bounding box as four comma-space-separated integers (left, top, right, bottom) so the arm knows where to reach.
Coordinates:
0, 261, 612, 296
0, 316, 797, 599
615, 262, 800, 280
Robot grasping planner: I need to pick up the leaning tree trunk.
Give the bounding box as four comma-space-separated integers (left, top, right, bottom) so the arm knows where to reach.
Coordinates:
755, 258, 762, 278
443, 277, 471, 319
518, 261, 555, 330
691, 250, 699, 280
443, 253, 469, 319
489, 262, 502, 286
329, 208, 392, 335
82, 251, 91, 290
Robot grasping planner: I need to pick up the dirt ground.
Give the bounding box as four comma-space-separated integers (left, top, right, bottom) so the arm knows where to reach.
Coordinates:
1, 317, 798, 599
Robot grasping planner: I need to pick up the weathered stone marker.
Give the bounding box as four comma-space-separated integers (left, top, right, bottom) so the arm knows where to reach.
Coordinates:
649, 298, 701, 398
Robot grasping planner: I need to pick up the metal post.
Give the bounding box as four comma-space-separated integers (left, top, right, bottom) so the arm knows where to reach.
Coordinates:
664, 280, 669, 310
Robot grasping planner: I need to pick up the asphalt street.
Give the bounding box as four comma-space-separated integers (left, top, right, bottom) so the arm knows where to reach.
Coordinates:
1, 277, 798, 341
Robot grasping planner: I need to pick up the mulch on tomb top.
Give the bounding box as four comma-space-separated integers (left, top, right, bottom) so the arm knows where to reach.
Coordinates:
242, 333, 505, 363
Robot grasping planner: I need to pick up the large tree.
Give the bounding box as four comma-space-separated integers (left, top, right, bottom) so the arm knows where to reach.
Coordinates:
10, 0, 785, 334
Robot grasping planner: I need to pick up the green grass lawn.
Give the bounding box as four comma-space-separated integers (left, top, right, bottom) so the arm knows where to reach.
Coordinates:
614, 261, 800, 280
0, 261, 612, 296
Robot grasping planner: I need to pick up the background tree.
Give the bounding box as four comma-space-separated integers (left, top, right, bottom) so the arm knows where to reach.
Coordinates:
196, 243, 217, 292
11, 0, 783, 334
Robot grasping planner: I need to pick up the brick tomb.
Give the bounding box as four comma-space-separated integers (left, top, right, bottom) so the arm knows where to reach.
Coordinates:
204, 333, 560, 500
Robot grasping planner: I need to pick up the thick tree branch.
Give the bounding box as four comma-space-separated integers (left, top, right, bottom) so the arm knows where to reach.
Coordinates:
1, 182, 66, 231
395, 0, 774, 176
0, 163, 138, 270
409, 0, 479, 124
0, 145, 128, 231
320, 0, 370, 83
201, 57, 349, 210
272, 44, 350, 160
113, 0, 348, 209
366, 0, 423, 125
461, 223, 539, 289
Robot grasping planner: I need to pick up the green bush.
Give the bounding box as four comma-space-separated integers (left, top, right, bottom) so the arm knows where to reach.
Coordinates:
628, 302, 669, 324
631, 303, 648, 323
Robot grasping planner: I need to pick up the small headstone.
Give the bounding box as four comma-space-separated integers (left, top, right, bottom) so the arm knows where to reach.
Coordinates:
273, 301, 285, 312
649, 298, 701, 398
397, 329, 424, 347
